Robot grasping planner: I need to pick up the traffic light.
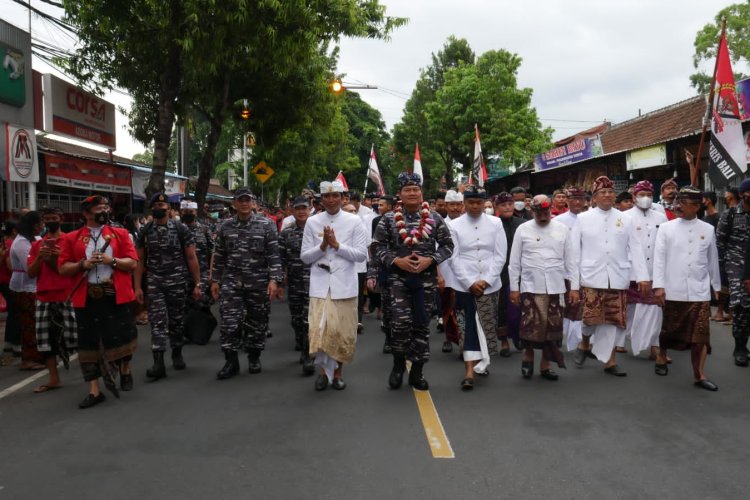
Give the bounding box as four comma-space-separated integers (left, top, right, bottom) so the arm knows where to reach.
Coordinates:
331, 79, 344, 93
240, 98, 250, 120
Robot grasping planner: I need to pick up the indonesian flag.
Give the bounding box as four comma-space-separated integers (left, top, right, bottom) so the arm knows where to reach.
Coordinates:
367, 145, 385, 195
413, 143, 424, 182
335, 170, 349, 191
708, 31, 747, 187
471, 124, 489, 187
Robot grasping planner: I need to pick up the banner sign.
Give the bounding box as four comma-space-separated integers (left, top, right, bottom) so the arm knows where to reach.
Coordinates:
131, 169, 186, 200
43, 153, 130, 193
626, 144, 667, 171
1, 123, 38, 182
42, 74, 117, 149
534, 136, 603, 171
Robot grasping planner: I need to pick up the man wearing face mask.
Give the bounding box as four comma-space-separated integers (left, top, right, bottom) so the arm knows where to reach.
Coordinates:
135, 193, 202, 381
180, 199, 213, 330
624, 181, 668, 359
510, 187, 533, 220
571, 176, 649, 377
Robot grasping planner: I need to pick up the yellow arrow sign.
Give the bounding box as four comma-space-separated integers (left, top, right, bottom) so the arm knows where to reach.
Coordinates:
252, 161, 274, 184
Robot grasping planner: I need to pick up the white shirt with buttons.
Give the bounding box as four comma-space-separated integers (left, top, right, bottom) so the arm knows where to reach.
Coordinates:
652, 217, 721, 302
624, 206, 668, 280
509, 219, 578, 294
449, 212, 506, 294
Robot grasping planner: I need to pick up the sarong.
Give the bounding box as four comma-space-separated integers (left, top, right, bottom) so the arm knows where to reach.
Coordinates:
12, 291, 43, 363
308, 293, 357, 380
563, 281, 583, 351
582, 287, 627, 329
626, 302, 662, 356
35, 300, 78, 354
660, 301, 711, 352
520, 293, 565, 368
497, 284, 521, 343
440, 287, 461, 345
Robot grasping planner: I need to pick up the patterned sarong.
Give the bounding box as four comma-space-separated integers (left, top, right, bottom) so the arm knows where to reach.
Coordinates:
563, 281, 583, 321
520, 293, 565, 368
582, 287, 627, 329
308, 293, 357, 364
660, 301, 711, 352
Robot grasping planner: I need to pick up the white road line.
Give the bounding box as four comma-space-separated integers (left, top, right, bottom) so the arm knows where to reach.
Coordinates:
0, 354, 78, 400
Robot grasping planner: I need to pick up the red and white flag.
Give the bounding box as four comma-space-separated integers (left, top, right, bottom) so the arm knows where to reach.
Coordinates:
335, 170, 349, 191
367, 145, 385, 195
413, 143, 424, 182
708, 31, 747, 187
471, 124, 489, 187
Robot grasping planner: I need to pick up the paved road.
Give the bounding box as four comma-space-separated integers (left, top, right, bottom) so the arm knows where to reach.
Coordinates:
0, 302, 748, 499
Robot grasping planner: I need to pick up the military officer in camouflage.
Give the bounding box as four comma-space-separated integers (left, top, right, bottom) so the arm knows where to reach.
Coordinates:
279, 196, 314, 375
371, 172, 453, 391
180, 199, 213, 312
135, 193, 202, 380
211, 187, 283, 379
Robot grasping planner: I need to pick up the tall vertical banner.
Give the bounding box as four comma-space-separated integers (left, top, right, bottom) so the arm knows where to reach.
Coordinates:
471, 124, 488, 187
367, 145, 385, 195
413, 143, 424, 182
708, 32, 747, 187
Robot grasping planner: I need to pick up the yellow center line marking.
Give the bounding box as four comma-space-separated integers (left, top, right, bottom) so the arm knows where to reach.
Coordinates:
407, 362, 454, 459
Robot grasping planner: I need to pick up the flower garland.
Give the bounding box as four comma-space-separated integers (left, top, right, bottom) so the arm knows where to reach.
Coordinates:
394, 201, 435, 246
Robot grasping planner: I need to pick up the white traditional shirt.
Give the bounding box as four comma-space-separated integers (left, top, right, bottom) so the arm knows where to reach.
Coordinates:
624, 206, 668, 279
572, 207, 649, 290
354, 217, 371, 274
357, 204, 376, 234
449, 213, 506, 294
553, 210, 578, 230
301, 208, 368, 299
438, 217, 460, 290
652, 217, 721, 302
509, 219, 578, 294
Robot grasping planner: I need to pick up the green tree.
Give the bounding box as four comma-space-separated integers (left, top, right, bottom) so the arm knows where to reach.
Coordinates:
691, 2, 750, 93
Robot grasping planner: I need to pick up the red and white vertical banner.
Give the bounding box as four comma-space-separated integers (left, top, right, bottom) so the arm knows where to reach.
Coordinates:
413, 143, 424, 182
471, 124, 488, 187
367, 145, 385, 195
335, 170, 349, 191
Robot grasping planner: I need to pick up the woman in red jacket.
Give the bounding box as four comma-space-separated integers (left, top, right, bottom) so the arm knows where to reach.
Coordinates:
59, 196, 139, 409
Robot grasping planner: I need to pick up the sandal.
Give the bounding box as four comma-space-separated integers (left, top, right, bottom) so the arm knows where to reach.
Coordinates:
461, 378, 474, 391
521, 361, 533, 379
33, 384, 61, 393
20, 363, 45, 371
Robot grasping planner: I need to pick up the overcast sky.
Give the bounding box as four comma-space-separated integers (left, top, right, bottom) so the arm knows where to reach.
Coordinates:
4, 0, 742, 158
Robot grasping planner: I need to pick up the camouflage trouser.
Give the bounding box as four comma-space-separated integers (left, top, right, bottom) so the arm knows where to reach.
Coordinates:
220, 284, 269, 353
389, 275, 435, 363
147, 278, 187, 351
733, 305, 750, 351
381, 284, 392, 334
287, 280, 309, 350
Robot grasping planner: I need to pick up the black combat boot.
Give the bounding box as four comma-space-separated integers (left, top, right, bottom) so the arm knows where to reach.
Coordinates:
734, 338, 749, 367
217, 351, 240, 380
146, 351, 167, 380
388, 354, 406, 389
383, 329, 392, 354
408, 361, 429, 391
301, 352, 315, 376
248, 348, 262, 374
171, 346, 186, 370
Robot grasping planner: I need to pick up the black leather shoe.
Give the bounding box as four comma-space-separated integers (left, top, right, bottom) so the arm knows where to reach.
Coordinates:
408, 362, 429, 391
357, 323, 364, 335
694, 379, 718, 391
654, 363, 668, 376
315, 374, 328, 391
574, 348, 587, 368
120, 373, 134, 391
604, 365, 627, 377
302, 355, 315, 376
442, 341, 453, 353
247, 349, 262, 374
540, 369, 559, 381
521, 361, 533, 379
171, 347, 186, 370
389, 355, 406, 389
734, 353, 748, 367
332, 378, 346, 390
217, 351, 240, 380
499, 348, 511, 358
382, 342, 392, 354
146, 352, 167, 380
78, 393, 106, 409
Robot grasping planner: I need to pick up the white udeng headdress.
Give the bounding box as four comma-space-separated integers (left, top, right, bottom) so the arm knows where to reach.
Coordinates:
320, 180, 345, 194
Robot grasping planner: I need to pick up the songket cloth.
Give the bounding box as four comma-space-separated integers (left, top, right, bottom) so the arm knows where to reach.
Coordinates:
520, 292, 565, 368
581, 287, 628, 362
659, 301, 711, 352
308, 292, 358, 381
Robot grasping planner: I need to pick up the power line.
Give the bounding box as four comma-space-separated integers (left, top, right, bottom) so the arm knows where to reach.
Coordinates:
35, 0, 64, 8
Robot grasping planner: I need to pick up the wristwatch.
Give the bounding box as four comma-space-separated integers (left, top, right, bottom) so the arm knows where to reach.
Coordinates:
111, 258, 118, 269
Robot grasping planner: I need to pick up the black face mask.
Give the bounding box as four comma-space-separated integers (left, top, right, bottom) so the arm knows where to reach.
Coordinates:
94, 212, 109, 225
181, 213, 196, 224
743, 195, 750, 205
152, 208, 168, 219
45, 222, 60, 233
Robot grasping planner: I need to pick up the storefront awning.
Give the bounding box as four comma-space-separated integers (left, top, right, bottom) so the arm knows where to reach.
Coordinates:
43, 152, 131, 193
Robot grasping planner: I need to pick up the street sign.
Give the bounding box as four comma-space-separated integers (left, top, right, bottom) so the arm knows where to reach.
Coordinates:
252, 161, 274, 183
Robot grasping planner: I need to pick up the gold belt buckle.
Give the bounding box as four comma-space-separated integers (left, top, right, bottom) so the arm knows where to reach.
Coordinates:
88, 285, 104, 299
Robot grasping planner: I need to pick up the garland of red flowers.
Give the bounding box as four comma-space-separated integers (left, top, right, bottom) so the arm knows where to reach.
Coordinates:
393, 201, 435, 246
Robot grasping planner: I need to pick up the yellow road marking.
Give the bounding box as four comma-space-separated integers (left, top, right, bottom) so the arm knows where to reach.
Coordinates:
407, 362, 454, 459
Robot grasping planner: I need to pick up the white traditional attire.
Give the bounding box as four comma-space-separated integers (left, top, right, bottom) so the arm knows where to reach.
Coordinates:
301, 186, 368, 382
450, 212, 506, 371
624, 206, 668, 355
572, 207, 649, 362
554, 210, 583, 351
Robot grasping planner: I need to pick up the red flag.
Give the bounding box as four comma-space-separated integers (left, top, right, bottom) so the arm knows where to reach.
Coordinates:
335, 170, 349, 191
472, 124, 489, 187
708, 31, 747, 187
367, 146, 385, 195
413, 143, 424, 181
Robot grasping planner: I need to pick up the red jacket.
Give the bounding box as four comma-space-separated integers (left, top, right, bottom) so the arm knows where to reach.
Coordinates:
58, 225, 138, 308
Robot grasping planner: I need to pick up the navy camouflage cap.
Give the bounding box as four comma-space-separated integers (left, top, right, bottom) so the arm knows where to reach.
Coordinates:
149, 192, 169, 207
292, 196, 310, 208
233, 186, 255, 200
398, 171, 422, 189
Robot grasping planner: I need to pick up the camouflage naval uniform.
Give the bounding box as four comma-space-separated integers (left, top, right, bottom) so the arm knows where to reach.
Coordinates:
212, 214, 282, 355
716, 203, 750, 362
137, 219, 195, 351
279, 222, 311, 353
367, 216, 393, 353
184, 220, 213, 308
371, 208, 453, 364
